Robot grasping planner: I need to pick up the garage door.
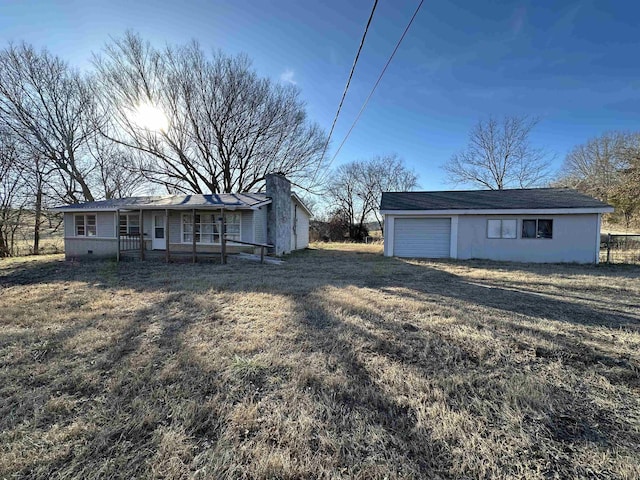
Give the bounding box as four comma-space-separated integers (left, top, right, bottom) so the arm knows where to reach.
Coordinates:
393, 218, 451, 258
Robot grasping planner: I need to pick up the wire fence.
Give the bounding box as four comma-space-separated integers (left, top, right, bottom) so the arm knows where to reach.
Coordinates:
600, 233, 640, 265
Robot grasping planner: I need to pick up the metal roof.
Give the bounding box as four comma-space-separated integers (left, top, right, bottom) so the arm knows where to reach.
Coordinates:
54, 193, 270, 211
380, 188, 612, 211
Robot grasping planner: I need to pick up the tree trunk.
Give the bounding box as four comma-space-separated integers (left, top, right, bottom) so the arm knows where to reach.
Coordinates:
0, 230, 9, 258
33, 178, 43, 255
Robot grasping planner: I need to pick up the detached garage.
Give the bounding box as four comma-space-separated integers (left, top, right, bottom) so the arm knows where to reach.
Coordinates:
381, 188, 613, 264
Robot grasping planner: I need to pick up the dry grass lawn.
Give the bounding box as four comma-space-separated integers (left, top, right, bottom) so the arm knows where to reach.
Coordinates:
1, 243, 639, 479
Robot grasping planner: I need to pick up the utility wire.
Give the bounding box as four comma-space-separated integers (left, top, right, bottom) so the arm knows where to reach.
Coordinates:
315, 0, 379, 177
329, 0, 425, 166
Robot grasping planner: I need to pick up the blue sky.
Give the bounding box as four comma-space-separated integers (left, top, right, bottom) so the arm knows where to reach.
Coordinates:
2, 0, 639, 190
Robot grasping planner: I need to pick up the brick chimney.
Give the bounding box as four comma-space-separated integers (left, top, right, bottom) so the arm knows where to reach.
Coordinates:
266, 173, 292, 256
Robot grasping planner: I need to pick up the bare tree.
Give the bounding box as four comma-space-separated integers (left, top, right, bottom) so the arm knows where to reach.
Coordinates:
556, 131, 640, 227
327, 155, 418, 240
609, 162, 640, 229
327, 162, 361, 238
87, 134, 146, 198
363, 154, 418, 234
0, 43, 99, 203
0, 129, 28, 257
93, 33, 327, 194
443, 116, 552, 190
558, 132, 637, 199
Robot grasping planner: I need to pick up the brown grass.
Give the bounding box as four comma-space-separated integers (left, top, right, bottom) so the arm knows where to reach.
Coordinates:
1, 244, 639, 479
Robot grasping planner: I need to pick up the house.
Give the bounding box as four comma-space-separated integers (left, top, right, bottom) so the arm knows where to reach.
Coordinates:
380, 188, 614, 264
54, 174, 310, 261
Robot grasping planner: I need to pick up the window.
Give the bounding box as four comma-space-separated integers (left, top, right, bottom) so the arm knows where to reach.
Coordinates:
119, 214, 140, 235
225, 213, 241, 242
522, 219, 553, 239
181, 212, 241, 244
75, 214, 96, 236
487, 219, 517, 239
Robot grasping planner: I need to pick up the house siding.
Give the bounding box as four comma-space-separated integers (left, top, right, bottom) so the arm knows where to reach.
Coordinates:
254, 206, 267, 245
241, 210, 253, 243
65, 238, 118, 258
169, 211, 182, 244
63, 212, 117, 259
98, 212, 116, 237
64, 213, 73, 237
384, 213, 600, 263
142, 211, 153, 238
456, 214, 599, 263
64, 211, 116, 238
290, 198, 309, 250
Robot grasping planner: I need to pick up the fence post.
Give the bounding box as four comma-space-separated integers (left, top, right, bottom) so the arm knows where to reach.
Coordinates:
606, 233, 611, 264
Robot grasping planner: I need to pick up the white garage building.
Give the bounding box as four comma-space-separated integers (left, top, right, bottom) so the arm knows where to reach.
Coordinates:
381, 188, 613, 264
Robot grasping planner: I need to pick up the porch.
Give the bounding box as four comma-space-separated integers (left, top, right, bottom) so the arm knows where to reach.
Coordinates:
116, 208, 272, 264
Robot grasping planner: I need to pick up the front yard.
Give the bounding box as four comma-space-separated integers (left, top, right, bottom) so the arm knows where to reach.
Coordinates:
1, 244, 639, 479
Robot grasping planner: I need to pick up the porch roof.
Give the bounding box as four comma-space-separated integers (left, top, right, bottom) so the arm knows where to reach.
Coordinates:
54, 193, 271, 212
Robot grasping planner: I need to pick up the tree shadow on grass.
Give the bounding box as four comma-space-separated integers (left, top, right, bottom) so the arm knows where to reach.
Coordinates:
1, 250, 640, 478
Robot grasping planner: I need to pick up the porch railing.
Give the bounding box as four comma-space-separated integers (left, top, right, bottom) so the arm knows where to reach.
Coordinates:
223, 236, 273, 264
119, 233, 142, 252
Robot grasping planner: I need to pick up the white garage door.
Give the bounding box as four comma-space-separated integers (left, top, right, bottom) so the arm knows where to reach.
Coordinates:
393, 218, 451, 258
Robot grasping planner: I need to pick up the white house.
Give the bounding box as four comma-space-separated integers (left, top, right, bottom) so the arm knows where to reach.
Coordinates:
54, 174, 310, 261
381, 188, 614, 264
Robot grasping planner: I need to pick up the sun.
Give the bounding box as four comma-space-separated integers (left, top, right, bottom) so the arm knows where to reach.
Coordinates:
132, 102, 169, 132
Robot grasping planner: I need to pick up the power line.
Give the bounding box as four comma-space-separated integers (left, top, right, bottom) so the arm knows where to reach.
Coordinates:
329, 0, 425, 166
316, 0, 379, 173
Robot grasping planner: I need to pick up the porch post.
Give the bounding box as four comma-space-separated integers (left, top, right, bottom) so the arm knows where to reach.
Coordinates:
165, 209, 169, 263
220, 207, 226, 264
192, 208, 197, 264
139, 209, 145, 261
116, 209, 120, 263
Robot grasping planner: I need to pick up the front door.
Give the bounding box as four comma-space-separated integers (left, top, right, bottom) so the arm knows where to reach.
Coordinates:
152, 213, 166, 250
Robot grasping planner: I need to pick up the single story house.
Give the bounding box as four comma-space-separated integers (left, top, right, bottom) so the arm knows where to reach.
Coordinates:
380, 188, 614, 264
54, 173, 310, 261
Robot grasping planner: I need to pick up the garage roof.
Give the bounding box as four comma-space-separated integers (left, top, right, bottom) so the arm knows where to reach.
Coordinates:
380, 188, 612, 211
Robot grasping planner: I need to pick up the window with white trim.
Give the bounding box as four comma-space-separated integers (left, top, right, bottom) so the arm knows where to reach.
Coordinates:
487, 219, 517, 239
522, 219, 553, 239
119, 214, 140, 235
181, 212, 241, 244
75, 214, 96, 237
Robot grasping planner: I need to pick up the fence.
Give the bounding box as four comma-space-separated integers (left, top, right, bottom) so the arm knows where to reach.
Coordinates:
600, 233, 640, 264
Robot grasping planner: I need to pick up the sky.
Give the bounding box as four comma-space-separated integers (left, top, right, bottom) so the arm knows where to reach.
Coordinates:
1, 0, 639, 190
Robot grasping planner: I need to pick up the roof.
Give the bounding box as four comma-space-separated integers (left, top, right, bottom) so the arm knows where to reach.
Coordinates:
291, 191, 313, 216
54, 193, 270, 212
380, 188, 613, 212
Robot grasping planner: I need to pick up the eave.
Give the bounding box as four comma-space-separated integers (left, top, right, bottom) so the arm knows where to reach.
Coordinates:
380, 207, 615, 216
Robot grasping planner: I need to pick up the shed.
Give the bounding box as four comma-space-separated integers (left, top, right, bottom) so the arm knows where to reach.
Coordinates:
380, 188, 613, 264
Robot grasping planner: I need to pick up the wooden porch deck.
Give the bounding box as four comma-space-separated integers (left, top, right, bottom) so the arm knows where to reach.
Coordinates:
119, 249, 224, 263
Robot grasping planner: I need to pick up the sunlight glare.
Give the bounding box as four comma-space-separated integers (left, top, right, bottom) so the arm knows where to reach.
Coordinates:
132, 102, 169, 132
